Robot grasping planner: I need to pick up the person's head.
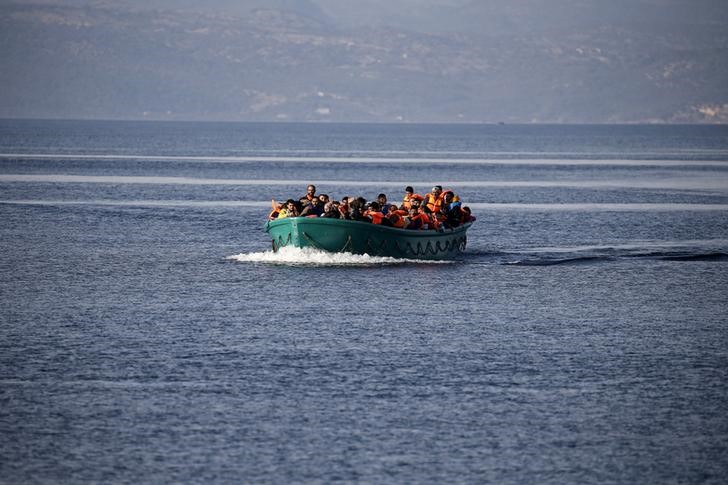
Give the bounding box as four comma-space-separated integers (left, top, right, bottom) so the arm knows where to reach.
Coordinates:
388, 205, 398, 213
286, 199, 296, 209
405, 186, 414, 195
431, 185, 442, 196
410, 198, 420, 208
319, 194, 329, 203
341, 196, 349, 205
443, 191, 454, 202
306, 185, 316, 196
311, 197, 321, 206
324, 202, 334, 212
369, 201, 380, 212
377, 193, 387, 204
409, 207, 418, 216
462, 206, 471, 215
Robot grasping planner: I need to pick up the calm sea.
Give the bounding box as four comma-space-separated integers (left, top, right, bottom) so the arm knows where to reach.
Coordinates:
1, 120, 727, 483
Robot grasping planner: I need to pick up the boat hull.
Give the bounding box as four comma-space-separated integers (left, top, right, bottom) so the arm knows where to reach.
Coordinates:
265, 217, 471, 260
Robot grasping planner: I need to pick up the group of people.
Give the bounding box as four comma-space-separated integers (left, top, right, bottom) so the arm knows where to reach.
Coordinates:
268, 185, 475, 230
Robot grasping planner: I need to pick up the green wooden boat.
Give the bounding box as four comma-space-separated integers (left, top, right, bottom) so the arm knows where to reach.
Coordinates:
265, 217, 472, 260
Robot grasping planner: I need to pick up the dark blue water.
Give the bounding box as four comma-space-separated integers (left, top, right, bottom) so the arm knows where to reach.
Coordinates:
1, 120, 728, 483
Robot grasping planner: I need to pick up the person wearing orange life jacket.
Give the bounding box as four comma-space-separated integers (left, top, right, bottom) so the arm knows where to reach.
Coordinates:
406, 206, 431, 230
442, 189, 460, 203
268, 199, 283, 220
400, 206, 413, 228
437, 191, 462, 228
420, 206, 435, 230
422, 204, 439, 230
386, 204, 407, 228
363, 201, 392, 226
423, 185, 444, 214
338, 196, 351, 219
402, 186, 424, 210
404, 207, 419, 229
433, 191, 451, 221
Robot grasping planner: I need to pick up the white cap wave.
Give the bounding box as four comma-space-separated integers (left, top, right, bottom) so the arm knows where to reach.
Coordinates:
227, 246, 454, 266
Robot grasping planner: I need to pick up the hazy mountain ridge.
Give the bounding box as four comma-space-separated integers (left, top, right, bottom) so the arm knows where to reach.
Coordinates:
1, 1, 727, 123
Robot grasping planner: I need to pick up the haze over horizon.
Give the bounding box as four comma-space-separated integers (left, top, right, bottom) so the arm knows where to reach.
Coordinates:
2, 0, 727, 123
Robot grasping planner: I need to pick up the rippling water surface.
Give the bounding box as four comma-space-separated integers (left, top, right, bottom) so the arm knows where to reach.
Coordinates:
1, 120, 727, 483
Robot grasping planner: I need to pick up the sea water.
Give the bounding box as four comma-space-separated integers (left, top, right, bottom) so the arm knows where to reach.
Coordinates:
1, 120, 727, 483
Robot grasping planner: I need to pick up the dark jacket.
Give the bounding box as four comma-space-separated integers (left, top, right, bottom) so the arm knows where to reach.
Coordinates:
300, 201, 324, 217
440, 202, 462, 228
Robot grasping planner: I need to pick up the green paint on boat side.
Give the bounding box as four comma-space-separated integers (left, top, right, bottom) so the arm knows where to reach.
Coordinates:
265, 217, 472, 260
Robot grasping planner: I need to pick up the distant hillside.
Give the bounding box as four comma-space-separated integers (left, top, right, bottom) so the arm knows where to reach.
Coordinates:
1, 0, 727, 123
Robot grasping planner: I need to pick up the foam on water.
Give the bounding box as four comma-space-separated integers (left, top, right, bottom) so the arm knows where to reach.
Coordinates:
227, 246, 455, 266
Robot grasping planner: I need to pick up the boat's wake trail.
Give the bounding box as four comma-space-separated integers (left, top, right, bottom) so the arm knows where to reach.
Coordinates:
227, 246, 456, 266
491, 239, 728, 266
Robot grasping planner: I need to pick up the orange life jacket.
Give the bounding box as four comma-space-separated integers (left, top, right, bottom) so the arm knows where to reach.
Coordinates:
403, 193, 424, 210
388, 212, 406, 228
410, 212, 430, 230
268, 199, 283, 219
423, 193, 443, 213
365, 210, 386, 224
442, 189, 459, 199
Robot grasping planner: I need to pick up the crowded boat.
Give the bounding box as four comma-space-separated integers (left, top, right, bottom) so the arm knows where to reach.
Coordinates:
268, 185, 476, 231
